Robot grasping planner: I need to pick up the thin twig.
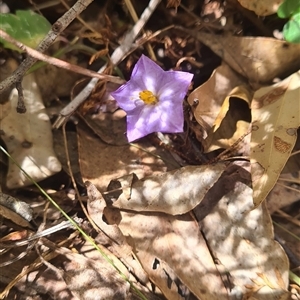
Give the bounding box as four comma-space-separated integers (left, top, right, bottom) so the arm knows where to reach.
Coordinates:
0, 0, 95, 96
275, 209, 300, 227
60, 0, 100, 36
124, 0, 156, 60
0, 30, 125, 84
53, 0, 162, 129
15, 80, 26, 113
0, 232, 78, 299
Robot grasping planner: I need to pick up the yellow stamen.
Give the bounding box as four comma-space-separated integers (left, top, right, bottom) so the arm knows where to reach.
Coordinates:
139, 90, 158, 105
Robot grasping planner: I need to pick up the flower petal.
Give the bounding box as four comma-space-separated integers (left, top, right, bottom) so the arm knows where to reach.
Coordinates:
130, 55, 166, 94
111, 55, 194, 142
157, 70, 194, 102
125, 102, 183, 142
111, 81, 141, 111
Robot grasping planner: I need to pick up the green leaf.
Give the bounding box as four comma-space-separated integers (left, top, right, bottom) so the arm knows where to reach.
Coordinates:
277, 0, 300, 18
282, 12, 300, 43
0, 10, 51, 51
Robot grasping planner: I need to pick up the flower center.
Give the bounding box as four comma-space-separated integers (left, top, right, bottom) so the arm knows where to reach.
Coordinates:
139, 90, 158, 105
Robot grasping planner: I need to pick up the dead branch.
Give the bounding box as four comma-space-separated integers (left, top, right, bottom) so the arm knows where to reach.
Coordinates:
0, 30, 125, 85
0, 0, 95, 96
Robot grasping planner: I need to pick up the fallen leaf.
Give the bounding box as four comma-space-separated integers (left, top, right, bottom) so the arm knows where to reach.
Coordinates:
250, 70, 300, 207
0, 230, 28, 242
0, 72, 62, 188
190, 32, 300, 84
196, 164, 289, 299
86, 181, 125, 243
135, 250, 189, 300
110, 163, 227, 215
188, 63, 246, 140
77, 122, 175, 193
0, 192, 33, 222
237, 0, 284, 16
86, 181, 154, 292
82, 109, 128, 146
166, 0, 181, 10
0, 203, 32, 228
104, 208, 227, 300
205, 85, 252, 152
60, 246, 130, 300
102, 160, 290, 299
282, 128, 300, 173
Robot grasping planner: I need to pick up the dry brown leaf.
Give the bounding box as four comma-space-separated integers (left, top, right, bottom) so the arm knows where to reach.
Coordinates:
61, 247, 130, 300
199, 179, 289, 299
205, 85, 252, 152
0, 204, 32, 228
105, 208, 227, 300
86, 182, 163, 296
282, 128, 300, 173
82, 108, 128, 146
250, 71, 300, 207
0, 193, 33, 228
166, 0, 181, 9
237, 0, 284, 16
135, 250, 189, 300
100, 161, 289, 299
0, 73, 62, 188
110, 163, 227, 215
77, 122, 176, 193
86, 181, 126, 244
188, 63, 246, 139
191, 32, 300, 84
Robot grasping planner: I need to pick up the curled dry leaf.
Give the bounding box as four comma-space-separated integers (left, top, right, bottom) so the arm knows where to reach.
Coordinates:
188, 63, 246, 140
204, 85, 252, 153
86, 181, 126, 244
250, 70, 300, 207
0, 201, 32, 228
0, 73, 62, 188
191, 32, 300, 84
86, 181, 153, 293
110, 163, 227, 215
0, 192, 33, 222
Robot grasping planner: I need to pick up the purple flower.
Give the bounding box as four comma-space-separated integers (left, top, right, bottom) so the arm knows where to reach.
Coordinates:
111, 55, 194, 142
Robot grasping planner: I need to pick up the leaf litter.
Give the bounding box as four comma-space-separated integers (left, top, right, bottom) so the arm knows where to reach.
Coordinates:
0, 0, 299, 299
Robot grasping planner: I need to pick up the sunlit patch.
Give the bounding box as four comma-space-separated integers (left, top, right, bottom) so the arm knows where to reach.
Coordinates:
143, 75, 156, 92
